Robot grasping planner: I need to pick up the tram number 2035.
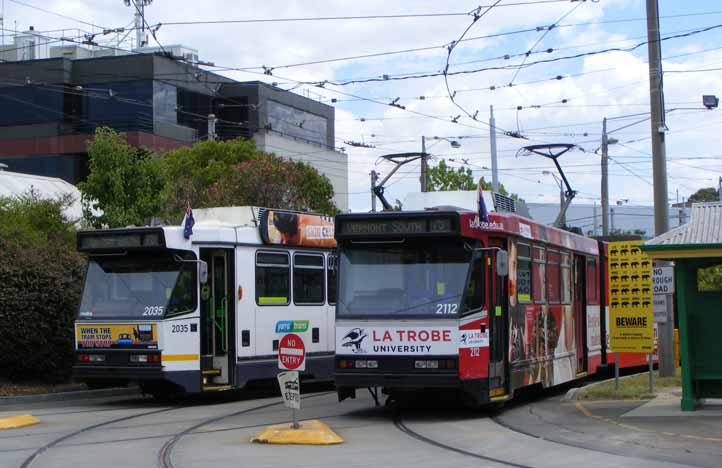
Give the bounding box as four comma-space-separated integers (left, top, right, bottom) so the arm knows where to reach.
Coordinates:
143, 306, 165, 316
435, 303, 458, 315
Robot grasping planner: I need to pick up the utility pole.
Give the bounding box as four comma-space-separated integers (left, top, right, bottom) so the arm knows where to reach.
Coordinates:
646, 0, 669, 236
207, 114, 217, 141
125, 1, 153, 48
420, 136, 428, 192
610, 207, 615, 233
490, 105, 499, 193
647, 0, 675, 378
370, 170, 378, 212
601, 118, 610, 236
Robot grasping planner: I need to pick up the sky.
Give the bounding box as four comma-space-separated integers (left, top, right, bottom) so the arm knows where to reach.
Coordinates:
2, 0, 722, 213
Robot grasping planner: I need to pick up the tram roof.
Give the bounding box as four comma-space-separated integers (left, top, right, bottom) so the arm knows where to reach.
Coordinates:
336, 208, 598, 256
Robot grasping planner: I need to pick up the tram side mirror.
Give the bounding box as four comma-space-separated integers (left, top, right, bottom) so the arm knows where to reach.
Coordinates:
199, 260, 209, 284
496, 251, 509, 277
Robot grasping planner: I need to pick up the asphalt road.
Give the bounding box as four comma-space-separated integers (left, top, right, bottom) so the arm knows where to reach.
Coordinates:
0, 387, 710, 468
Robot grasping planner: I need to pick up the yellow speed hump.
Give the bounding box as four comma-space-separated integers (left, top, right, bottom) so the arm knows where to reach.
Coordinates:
607, 240, 654, 353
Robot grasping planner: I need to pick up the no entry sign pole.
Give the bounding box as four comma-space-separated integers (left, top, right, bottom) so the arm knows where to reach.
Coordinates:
278, 333, 306, 429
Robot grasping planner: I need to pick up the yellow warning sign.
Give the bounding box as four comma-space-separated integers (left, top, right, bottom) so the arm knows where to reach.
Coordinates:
607, 240, 654, 353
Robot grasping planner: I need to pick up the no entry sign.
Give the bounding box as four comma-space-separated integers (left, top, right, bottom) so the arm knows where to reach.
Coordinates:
278, 333, 306, 371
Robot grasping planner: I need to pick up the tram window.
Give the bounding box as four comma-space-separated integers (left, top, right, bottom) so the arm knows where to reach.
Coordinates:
462, 251, 485, 315
547, 250, 560, 303
293, 253, 324, 305
256, 251, 290, 306
517, 243, 532, 303
586, 258, 598, 303
560, 253, 571, 304
533, 246, 546, 303
517, 244, 532, 259
327, 254, 337, 305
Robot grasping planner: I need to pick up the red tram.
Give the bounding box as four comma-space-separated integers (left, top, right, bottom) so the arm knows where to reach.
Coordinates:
333, 208, 650, 405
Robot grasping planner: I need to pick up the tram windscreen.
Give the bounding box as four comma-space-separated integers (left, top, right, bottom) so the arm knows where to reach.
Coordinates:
337, 239, 473, 317
77, 251, 197, 320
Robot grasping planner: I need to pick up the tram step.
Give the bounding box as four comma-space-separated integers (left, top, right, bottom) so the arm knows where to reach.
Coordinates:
201, 369, 222, 376
202, 384, 232, 392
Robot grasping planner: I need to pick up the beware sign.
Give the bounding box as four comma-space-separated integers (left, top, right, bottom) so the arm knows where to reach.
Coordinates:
607, 240, 654, 353
278, 333, 306, 371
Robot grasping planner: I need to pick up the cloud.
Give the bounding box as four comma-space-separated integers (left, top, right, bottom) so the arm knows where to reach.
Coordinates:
5, 0, 722, 211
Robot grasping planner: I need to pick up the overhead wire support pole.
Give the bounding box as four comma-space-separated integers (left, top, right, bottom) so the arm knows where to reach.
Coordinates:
646, 0, 669, 237
490, 105, 499, 193
420, 136, 428, 192
647, 0, 674, 379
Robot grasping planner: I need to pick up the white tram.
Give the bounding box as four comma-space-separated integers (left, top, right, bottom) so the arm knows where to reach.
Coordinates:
73, 207, 337, 398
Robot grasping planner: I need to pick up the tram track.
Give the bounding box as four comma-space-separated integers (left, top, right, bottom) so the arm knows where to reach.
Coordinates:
19, 405, 178, 468
392, 409, 535, 468
157, 391, 334, 468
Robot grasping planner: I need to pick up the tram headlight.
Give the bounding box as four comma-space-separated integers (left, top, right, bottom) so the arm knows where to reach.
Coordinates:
78, 354, 105, 363
415, 360, 440, 369
130, 354, 160, 363
354, 360, 378, 369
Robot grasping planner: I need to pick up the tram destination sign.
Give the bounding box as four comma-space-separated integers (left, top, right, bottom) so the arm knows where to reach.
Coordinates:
337, 216, 456, 237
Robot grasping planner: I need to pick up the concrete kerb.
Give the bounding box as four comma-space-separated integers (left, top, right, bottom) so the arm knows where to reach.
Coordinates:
563, 372, 649, 401
0, 386, 141, 406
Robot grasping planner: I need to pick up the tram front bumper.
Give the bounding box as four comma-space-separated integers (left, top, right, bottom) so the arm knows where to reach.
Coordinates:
73, 364, 163, 381
335, 371, 461, 389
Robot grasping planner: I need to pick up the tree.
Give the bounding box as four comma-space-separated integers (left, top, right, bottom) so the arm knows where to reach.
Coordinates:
426, 161, 524, 201
0, 191, 84, 382
427, 160, 476, 191
688, 187, 719, 203
202, 154, 337, 215
159, 138, 263, 221
79, 127, 164, 228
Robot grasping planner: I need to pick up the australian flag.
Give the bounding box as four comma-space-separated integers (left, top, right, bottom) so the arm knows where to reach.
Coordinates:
477, 179, 489, 223
183, 206, 195, 239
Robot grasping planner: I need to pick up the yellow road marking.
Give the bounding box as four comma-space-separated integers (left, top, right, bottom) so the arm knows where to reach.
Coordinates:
0, 414, 39, 430
162, 354, 199, 362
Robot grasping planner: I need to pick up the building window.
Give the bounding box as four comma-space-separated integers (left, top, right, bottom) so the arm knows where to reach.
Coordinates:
293, 253, 324, 305
255, 251, 290, 305
267, 100, 328, 146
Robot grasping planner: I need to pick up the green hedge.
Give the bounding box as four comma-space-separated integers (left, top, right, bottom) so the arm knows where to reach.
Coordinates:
0, 194, 84, 383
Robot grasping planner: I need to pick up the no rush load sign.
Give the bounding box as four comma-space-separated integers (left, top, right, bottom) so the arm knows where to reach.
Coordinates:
278, 333, 306, 371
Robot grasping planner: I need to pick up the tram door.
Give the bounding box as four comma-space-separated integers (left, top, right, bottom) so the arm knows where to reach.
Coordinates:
200, 249, 234, 387
488, 239, 508, 397
573, 255, 587, 374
